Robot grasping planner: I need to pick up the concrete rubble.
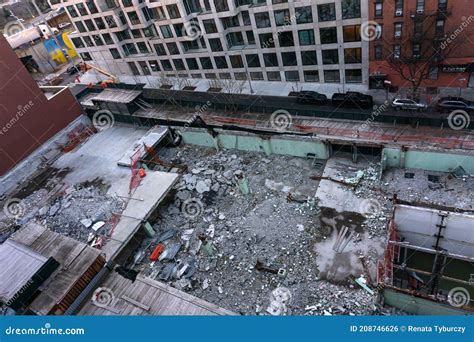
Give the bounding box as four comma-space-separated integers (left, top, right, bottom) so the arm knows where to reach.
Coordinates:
127, 145, 404, 315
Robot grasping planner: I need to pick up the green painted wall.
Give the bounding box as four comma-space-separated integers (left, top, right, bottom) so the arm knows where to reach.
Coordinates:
180, 131, 329, 159
181, 131, 474, 173
383, 289, 470, 315
404, 151, 474, 173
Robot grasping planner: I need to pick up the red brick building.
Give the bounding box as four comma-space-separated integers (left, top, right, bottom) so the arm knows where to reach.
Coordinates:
369, 0, 474, 92
0, 35, 83, 176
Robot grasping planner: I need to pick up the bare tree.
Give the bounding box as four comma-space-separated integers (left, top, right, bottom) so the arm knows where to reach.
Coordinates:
377, 10, 472, 97
207, 78, 246, 113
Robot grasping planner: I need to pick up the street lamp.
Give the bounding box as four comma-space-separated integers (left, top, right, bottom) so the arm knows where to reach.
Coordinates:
240, 45, 254, 94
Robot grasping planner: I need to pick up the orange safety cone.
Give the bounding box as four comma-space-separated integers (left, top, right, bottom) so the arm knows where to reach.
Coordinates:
138, 168, 146, 178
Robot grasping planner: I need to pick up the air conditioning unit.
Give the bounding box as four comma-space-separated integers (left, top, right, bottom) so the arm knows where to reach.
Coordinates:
416, 9, 424, 14
395, 9, 403, 16
394, 31, 401, 38
413, 54, 421, 59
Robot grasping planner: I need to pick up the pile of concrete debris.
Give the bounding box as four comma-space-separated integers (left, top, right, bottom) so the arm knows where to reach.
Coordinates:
0, 183, 124, 244
128, 146, 392, 315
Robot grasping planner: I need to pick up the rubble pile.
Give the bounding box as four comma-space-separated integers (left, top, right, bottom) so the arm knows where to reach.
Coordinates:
129, 146, 385, 315
40, 185, 125, 243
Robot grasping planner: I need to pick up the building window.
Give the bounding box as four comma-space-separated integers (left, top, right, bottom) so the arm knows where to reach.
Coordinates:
167, 43, 179, 54
304, 70, 319, 82
345, 69, 362, 83
343, 25, 361, 42
84, 19, 95, 31
429, 67, 439, 79
149, 60, 160, 72
154, 43, 166, 56
393, 45, 401, 59
301, 51, 317, 65
436, 20, 445, 36
259, 33, 275, 48
282, 52, 297, 66
394, 23, 402, 38
322, 49, 339, 64
324, 70, 340, 83
75, 21, 86, 33
246, 54, 261, 68
71, 37, 85, 48
318, 3, 336, 22
250, 72, 264, 80
186, 58, 199, 70
285, 71, 300, 82
81, 52, 92, 61
413, 44, 421, 58
173, 59, 186, 71
166, 4, 180, 19
263, 53, 278, 67
395, 0, 403, 16
209, 38, 223, 51
230, 55, 244, 68
344, 48, 362, 64
161, 60, 173, 71
214, 56, 228, 69
279, 32, 294, 47
274, 9, 290, 26
342, 0, 361, 19
296, 6, 313, 24
414, 21, 423, 35
375, 3, 383, 18
160, 25, 173, 38
226, 32, 245, 48
299, 29, 315, 46
76, 3, 88, 16
374, 45, 383, 60
203, 19, 218, 34
246, 31, 255, 45
267, 71, 281, 81
66, 5, 78, 18
200, 57, 213, 69
320, 27, 338, 44
255, 12, 271, 28
137, 42, 149, 54
438, 0, 448, 11
215, 0, 229, 12
416, 0, 425, 13
128, 62, 140, 75
138, 61, 151, 75
95, 18, 106, 30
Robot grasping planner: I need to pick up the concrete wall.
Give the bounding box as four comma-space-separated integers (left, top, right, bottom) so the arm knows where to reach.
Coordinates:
383, 148, 474, 173
0, 34, 83, 176
180, 130, 329, 159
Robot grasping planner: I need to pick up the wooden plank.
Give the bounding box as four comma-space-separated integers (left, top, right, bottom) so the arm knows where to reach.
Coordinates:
121, 295, 150, 311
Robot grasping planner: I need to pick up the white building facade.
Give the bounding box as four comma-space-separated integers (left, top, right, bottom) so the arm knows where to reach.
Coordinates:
49, 0, 369, 87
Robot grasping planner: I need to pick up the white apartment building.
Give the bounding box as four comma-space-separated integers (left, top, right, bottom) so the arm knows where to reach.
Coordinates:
49, 0, 369, 87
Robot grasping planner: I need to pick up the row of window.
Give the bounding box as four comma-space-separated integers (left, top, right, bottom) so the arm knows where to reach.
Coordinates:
374, 0, 448, 18
72, 24, 362, 55
117, 58, 362, 83
68, 1, 361, 33
98, 46, 362, 67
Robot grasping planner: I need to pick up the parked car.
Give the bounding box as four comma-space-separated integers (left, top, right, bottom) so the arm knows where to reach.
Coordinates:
391, 98, 427, 111
67, 64, 82, 75
331, 91, 373, 108
296, 91, 328, 105
436, 98, 474, 113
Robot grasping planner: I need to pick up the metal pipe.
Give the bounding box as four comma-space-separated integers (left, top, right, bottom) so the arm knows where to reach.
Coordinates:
388, 241, 474, 262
